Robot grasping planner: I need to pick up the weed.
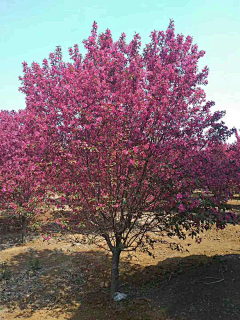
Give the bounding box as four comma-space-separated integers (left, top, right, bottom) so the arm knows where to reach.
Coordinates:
27, 250, 42, 272
73, 274, 85, 285
0, 261, 12, 280
223, 298, 239, 315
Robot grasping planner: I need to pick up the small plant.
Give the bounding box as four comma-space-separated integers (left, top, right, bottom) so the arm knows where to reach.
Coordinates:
73, 274, 85, 285
0, 261, 12, 280
223, 298, 239, 315
27, 250, 42, 272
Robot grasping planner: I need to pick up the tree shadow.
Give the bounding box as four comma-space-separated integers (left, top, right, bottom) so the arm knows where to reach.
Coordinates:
69, 253, 240, 320
1, 206, 240, 320
1, 236, 240, 320
1, 245, 113, 318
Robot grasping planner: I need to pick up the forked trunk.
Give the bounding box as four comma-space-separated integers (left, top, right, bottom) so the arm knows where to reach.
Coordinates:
110, 247, 121, 298
21, 215, 27, 244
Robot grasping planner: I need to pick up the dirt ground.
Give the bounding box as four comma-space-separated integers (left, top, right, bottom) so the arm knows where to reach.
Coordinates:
1, 198, 240, 320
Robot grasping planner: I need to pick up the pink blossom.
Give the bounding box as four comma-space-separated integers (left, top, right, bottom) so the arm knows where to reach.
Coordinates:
133, 146, 138, 153
176, 193, 182, 200
178, 204, 185, 212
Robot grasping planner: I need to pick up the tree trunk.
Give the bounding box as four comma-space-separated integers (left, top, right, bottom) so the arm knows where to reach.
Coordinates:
21, 215, 27, 244
110, 247, 121, 298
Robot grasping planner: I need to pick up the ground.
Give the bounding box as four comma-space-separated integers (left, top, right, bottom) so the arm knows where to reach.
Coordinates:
0, 198, 240, 320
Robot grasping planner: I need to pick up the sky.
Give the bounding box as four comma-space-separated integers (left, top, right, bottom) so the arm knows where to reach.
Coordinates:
0, 0, 239, 142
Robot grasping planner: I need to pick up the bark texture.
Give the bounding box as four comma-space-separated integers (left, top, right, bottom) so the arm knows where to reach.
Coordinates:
110, 247, 121, 298
21, 215, 27, 244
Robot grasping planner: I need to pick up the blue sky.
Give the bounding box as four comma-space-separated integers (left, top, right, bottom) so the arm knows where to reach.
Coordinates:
1, 0, 239, 141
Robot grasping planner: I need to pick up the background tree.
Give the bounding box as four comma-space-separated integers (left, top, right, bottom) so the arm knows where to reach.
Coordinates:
197, 129, 240, 202
0, 109, 47, 243
227, 130, 240, 195
19, 20, 236, 297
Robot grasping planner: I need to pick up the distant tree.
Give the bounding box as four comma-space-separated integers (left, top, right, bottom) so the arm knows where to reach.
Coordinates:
0, 110, 47, 243
18, 20, 236, 298
226, 129, 240, 194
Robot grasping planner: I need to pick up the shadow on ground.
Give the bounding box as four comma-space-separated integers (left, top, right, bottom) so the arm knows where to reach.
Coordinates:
68, 253, 240, 320
1, 200, 240, 320
1, 240, 240, 320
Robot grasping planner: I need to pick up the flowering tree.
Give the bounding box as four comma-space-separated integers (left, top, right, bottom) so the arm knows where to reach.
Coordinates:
0, 110, 47, 243
227, 130, 240, 194
18, 20, 236, 297
197, 129, 240, 201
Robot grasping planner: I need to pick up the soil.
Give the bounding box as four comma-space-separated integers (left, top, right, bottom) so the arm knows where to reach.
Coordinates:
0, 198, 240, 320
